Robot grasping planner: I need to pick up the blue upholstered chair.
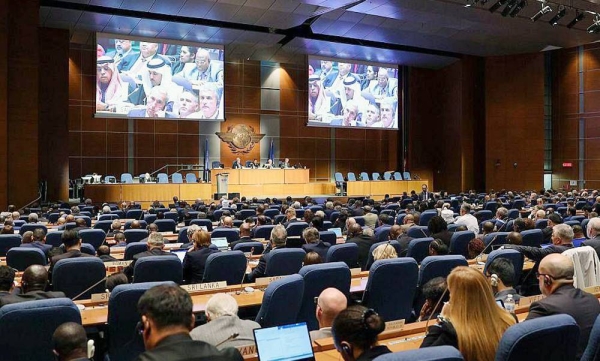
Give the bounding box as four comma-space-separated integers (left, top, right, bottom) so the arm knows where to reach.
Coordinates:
124, 242, 148, 260
171, 173, 183, 184
256, 274, 304, 327
0, 298, 82, 361
125, 209, 143, 219
334, 172, 345, 195
483, 249, 524, 286
124, 229, 148, 244
107, 282, 175, 361
286, 222, 309, 237
185, 173, 197, 183
407, 226, 430, 238
360, 172, 370, 180
45, 231, 64, 247
98, 213, 119, 221
120, 173, 133, 183
406, 237, 433, 263
154, 219, 176, 233
347, 172, 357, 181
297, 262, 351, 330
521, 229, 544, 248
325, 243, 359, 268
19, 223, 47, 236
581, 315, 600, 361
232, 242, 264, 254
365, 240, 402, 270
78, 229, 106, 250
0, 234, 22, 257
156, 173, 168, 183
265, 248, 306, 277
53, 257, 106, 299
319, 231, 337, 245
496, 314, 579, 361
415, 255, 468, 313
483, 232, 510, 250
133, 255, 182, 284
93, 220, 113, 233
363, 258, 418, 322
80, 243, 96, 255
393, 171, 403, 180
190, 218, 213, 231
202, 251, 247, 284
211, 228, 239, 244
7, 248, 46, 271
449, 231, 476, 259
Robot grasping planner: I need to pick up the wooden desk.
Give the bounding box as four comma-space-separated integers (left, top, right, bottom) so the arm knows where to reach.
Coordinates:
346, 180, 430, 198
239, 169, 285, 185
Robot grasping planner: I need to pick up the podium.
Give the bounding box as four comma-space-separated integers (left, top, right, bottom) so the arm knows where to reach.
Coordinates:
217, 173, 229, 195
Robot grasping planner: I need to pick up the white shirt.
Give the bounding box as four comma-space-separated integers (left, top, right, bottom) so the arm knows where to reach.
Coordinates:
454, 213, 479, 234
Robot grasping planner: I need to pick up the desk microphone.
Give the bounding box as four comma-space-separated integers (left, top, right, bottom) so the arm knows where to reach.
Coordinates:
424, 286, 448, 331
215, 333, 239, 347
236, 247, 253, 294
419, 228, 429, 238
72, 274, 110, 301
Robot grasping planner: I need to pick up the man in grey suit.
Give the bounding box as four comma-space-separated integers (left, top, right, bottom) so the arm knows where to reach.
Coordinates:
178, 48, 222, 85
190, 293, 260, 349
310, 288, 347, 341
582, 217, 600, 258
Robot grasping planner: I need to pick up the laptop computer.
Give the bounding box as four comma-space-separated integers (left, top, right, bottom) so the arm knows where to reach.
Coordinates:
330, 227, 342, 238
171, 249, 187, 263
211, 237, 229, 251
253, 322, 315, 361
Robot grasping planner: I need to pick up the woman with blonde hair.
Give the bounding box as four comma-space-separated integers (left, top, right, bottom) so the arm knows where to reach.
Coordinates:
420, 266, 515, 361
372, 243, 398, 261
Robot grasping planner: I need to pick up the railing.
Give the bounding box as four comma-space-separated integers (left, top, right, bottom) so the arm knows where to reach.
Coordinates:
150, 164, 206, 177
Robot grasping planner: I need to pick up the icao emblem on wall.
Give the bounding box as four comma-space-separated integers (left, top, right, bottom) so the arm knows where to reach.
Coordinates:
216, 124, 265, 154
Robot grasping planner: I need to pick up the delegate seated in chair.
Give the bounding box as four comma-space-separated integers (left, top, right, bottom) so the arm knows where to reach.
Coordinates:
123, 232, 177, 281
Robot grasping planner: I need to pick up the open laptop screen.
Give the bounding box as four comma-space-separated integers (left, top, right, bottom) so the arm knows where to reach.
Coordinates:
329, 228, 342, 238
171, 249, 187, 263
211, 237, 229, 251
253, 322, 315, 361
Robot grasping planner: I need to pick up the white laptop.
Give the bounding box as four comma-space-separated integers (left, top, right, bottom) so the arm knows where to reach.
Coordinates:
171, 249, 187, 263
211, 237, 229, 251
329, 227, 342, 238
253, 322, 315, 361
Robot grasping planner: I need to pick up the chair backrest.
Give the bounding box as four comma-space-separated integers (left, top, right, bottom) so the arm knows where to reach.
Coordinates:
296, 262, 351, 331
78, 229, 106, 250
360, 172, 369, 180
185, 173, 197, 183
124, 242, 148, 260
286, 222, 309, 237
365, 240, 402, 270
483, 249, 524, 286
264, 209, 279, 218
53, 257, 106, 299
406, 237, 434, 264
403, 171, 411, 180
256, 274, 304, 327
0, 234, 22, 257
202, 251, 247, 284
133, 255, 182, 284
562, 246, 600, 289
372, 172, 381, 180
211, 228, 239, 244
419, 255, 468, 286
104, 175, 117, 183
162, 212, 178, 222
347, 172, 357, 181
407, 226, 430, 238
154, 219, 176, 233
521, 229, 544, 248
419, 212, 437, 226
120, 173, 133, 183
7, 247, 47, 271
124, 229, 148, 245
274, 214, 286, 224
45, 231, 64, 247
19, 223, 47, 236
535, 219, 548, 229
232, 241, 264, 254
80, 243, 96, 255
239, 209, 256, 219
475, 210, 493, 222
582, 314, 600, 361
93, 220, 114, 233
383, 171, 392, 180
496, 314, 579, 361
98, 213, 119, 221
265, 248, 306, 277
156, 173, 168, 183
393, 171, 402, 180
125, 209, 143, 219
334, 172, 344, 182
211, 161, 222, 169
325, 243, 359, 268
107, 282, 174, 361
483, 232, 510, 249
190, 218, 213, 231
0, 298, 82, 361
449, 231, 476, 258
363, 258, 418, 322
171, 173, 183, 184
143, 214, 157, 225
484, 202, 498, 213
319, 231, 337, 245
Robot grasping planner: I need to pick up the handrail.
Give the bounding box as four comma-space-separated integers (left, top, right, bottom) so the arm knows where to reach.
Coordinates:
150, 164, 205, 177
19, 192, 42, 212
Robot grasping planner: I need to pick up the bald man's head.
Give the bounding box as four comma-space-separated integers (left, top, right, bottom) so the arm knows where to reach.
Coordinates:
538, 254, 574, 296
222, 216, 233, 227
389, 225, 402, 240
22, 265, 49, 293
316, 288, 347, 328
348, 223, 363, 238
53, 322, 88, 361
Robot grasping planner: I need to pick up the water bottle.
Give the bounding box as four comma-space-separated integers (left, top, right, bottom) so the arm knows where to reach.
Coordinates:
505, 294, 515, 314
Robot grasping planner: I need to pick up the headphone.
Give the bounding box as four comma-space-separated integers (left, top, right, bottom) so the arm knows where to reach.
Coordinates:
87, 340, 95, 359
342, 343, 352, 356
490, 274, 499, 287
544, 275, 553, 287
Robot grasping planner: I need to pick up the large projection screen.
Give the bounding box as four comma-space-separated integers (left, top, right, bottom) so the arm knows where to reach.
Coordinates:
96, 33, 224, 121
307, 57, 399, 129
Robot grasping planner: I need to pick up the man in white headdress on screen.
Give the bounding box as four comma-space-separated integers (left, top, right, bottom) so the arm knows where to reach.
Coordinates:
308, 74, 330, 121
138, 57, 183, 112
343, 76, 369, 117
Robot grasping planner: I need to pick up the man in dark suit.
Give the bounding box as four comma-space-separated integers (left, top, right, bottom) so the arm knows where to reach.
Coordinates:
506, 223, 574, 264
52, 322, 92, 361
136, 284, 243, 361
97, 245, 118, 262
229, 222, 253, 249
0, 266, 16, 299
419, 184, 432, 202
583, 217, 600, 258
124, 232, 177, 281
71, 218, 89, 235
128, 86, 174, 118
246, 225, 287, 282
282, 208, 299, 228
527, 254, 600, 359
182, 230, 219, 284
232, 157, 242, 169
302, 227, 330, 261
0, 265, 66, 307
345, 223, 375, 270
20, 228, 52, 258
49, 230, 95, 277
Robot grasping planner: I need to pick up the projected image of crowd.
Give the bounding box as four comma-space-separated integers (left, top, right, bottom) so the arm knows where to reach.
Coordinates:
96, 37, 224, 120
307, 59, 399, 129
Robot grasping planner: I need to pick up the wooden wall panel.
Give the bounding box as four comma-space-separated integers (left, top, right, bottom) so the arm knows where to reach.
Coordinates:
0, 0, 7, 208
